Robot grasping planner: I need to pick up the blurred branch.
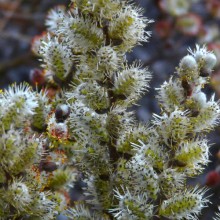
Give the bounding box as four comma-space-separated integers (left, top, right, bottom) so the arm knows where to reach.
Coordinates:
0, 52, 34, 75
0, 31, 31, 43
0, 0, 23, 30
0, 2, 18, 10
1, 11, 44, 23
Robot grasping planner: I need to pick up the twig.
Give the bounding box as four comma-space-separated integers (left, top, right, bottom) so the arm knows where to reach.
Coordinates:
0, 31, 31, 43
0, 52, 34, 74
1, 11, 44, 22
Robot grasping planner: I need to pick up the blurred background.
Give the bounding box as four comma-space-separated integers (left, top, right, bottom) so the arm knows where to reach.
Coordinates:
0, 0, 219, 219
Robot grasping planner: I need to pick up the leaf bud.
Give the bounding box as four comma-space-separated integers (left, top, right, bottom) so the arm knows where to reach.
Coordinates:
180, 55, 198, 70
206, 170, 220, 187
55, 104, 71, 122
30, 69, 46, 86
97, 46, 119, 70
204, 53, 217, 70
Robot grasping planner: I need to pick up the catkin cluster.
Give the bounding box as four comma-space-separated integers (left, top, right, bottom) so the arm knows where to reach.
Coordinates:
0, 0, 219, 219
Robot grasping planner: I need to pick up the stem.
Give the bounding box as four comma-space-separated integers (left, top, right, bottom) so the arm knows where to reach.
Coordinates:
106, 76, 120, 167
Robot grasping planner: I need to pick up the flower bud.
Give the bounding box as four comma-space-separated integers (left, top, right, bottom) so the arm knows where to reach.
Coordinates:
55, 104, 71, 122
191, 91, 207, 108
180, 55, 197, 70
110, 188, 154, 219
30, 69, 45, 86
159, 187, 208, 219
97, 46, 118, 70
194, 47, 205, 62
7, 182, 32, 211
206, 170, 220, 187
193, 46, 217, 72
204, 53, 217, 70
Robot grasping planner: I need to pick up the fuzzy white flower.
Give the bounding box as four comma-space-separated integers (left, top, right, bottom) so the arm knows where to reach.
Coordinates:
180, 55, 198, 70
72, 0, 122, 19
109, 5, 152, 50
110, 187, 154, 220
0, 83, 38, 131
159, 186, 209, 220
174, 139, 210, 175
0, 128, 39, 175
31, 32, 48, 56
153, 109, 190, 145
66, 81, 110, 110
156, 77, 185, 112
69, 101, 108, 144
189, 45, 209, 61
106, 106, 135, 139
66, 203, 102, 220
57, 12, 103, 52
45, 6, 67, 32
203, 53, 217, 70
2, 83, 38, 115
113, 62, 151, 105
118, 153, 159, 199
6, 0, 218, 218
116, 124, 150, 153
131, 139, 167, 170
6, 181, 32, 211
189, 44, 217, 71
190, 91, 207, 109
39, 35, 74, 81
33, 192, 59, 219
192, 95, 220, 132
159, 168, 186, 196
178, 55, 199, 80
97, 46, 119, 71
32, 90, 51, 131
